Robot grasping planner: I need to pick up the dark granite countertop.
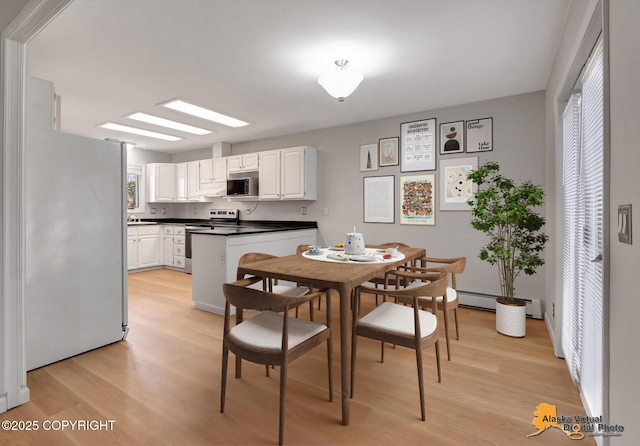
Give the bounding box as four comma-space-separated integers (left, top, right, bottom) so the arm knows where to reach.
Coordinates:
141, 218, 317, 235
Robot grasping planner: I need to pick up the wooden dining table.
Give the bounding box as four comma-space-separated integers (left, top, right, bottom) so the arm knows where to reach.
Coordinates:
235, 245, 426, 426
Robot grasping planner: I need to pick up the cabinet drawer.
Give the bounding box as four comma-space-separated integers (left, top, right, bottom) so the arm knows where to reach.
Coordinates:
174, 244, 185, 256
174, 226, 185, 236
127, 227, 137, 236
163, 226, 174, 235
173, 256, 185, 268
137, 225, 160, 236
174, 235, 185, 245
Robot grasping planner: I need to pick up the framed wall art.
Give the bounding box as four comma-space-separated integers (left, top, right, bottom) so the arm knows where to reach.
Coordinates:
379, 137, 399, 166
400, 174, 435, 225
400, 118, 437, 172
363, 175, 395, 223
439, 156, 478, 211
439, 121, 465, 154
466, 117, 493, 153
360, 143, 378, 171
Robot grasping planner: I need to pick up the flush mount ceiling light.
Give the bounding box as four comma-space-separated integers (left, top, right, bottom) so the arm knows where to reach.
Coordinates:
161, 99, 250, 128
98, 122, 182, 141
318, 59, 364, 102
126, 112, 213, 135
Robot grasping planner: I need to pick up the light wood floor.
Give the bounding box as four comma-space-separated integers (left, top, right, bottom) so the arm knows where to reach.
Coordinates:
2, 269, 594, 445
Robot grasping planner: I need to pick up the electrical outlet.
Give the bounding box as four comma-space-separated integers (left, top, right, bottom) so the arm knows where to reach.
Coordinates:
301, 206, 307, 215
220, 253, 225, 264
194, 207, 198, 214
161, 207, 166, 214
150, 208, 156, 214
323, 207, 329, 216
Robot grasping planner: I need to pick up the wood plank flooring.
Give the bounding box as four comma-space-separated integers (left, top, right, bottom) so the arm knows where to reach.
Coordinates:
2, 269, 594, 445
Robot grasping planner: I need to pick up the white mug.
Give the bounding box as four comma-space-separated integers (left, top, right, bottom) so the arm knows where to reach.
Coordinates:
345, 232, 365, 255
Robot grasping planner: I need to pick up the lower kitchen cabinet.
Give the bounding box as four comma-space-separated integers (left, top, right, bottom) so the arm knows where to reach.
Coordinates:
161, 225, 185, 270
127, 225, 161, 270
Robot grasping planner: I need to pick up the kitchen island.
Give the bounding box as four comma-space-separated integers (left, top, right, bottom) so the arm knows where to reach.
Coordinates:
191, 222, 317, 314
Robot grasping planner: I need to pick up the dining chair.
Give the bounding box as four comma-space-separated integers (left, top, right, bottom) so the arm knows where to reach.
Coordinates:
350, 273, 448, 421
393, 257, 467, 361
364, 242, 412, 306
220, 278, 333, 446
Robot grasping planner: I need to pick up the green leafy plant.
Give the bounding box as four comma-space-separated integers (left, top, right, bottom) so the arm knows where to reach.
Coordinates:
466, 161, 548, 301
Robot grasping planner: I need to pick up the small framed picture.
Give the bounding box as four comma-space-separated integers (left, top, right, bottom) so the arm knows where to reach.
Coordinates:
360, 143, 378, 171
439, 121, 465, 154
379, 137, 399, 166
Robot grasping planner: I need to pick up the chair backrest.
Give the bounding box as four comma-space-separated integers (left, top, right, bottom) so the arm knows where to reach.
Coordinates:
237, 252, 278, 281
385, 273, 448, 307
296, 244, 309, 254
422, 257, 466, 288
223, 279, 321, 313
374, 242, 411, 249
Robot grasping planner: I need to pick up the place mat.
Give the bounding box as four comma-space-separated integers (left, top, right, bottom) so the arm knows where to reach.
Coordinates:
302, 248, 405, 264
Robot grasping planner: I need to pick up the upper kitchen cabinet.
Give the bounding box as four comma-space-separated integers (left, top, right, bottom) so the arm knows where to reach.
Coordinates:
147, 163, 176, 202
227, 153, 259, 174
177, 161, 200, 202
198, 158, 226, 195
259, 146, 317, 200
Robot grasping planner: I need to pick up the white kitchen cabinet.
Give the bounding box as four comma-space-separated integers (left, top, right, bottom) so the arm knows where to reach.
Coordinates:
187, 161, 200, 199
227, 153, 259, 174
213, 158, 227, 183
199, 159, 213, 186
127, 234, 138, 270
198, 158, 227, 195
127, 225, 161, 270
176, 163, 188, 201
259, 146, 317, 200
163, 234, 174, 265
162, 225, 185, 270
147, 163, 176, 202
177, 161, 200, 201
258, 150, 281, 200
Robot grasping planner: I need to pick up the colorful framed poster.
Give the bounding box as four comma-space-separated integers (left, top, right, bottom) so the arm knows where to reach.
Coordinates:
400, 118, 437, 172
400, 174, 435, 225
466, 117, 493, 153
360, 143, 378, 171
379, 137, 399, 166
439, 156, 478, 211
439, 121, 465, 154
363, 175, 395, 223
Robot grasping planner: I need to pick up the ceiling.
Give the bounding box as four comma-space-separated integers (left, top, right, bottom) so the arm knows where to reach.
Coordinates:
26, 0, 571, 154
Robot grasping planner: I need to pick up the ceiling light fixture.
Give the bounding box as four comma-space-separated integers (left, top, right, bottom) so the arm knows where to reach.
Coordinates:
161, 99, 250, 128
318, 59, 364, 102
98, 122, 182, 141
126, 112, 213, 135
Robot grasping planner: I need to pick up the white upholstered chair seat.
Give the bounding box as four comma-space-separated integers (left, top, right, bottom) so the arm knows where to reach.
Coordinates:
358, 302, 437, 338
228, 310, 327, 353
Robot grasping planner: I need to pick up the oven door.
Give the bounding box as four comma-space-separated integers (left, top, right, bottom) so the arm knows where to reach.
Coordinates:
184, 226, 210, 274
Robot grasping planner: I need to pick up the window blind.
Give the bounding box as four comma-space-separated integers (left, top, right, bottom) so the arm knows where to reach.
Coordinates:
578, 37, 604, 421
561, 91, 583, 386
560, 36, 604, 424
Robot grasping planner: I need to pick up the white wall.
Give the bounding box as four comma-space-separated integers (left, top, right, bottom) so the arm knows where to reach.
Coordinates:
172, 91, 547, 304
608, 0, 640, 443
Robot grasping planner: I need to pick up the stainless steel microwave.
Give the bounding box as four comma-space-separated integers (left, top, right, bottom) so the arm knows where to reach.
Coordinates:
226, 177, 258, 197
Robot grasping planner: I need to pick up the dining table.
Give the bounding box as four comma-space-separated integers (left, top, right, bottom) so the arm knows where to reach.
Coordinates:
235, 245, 426, 426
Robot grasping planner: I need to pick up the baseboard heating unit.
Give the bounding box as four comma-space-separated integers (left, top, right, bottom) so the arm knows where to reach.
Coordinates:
457, 290, 543, 319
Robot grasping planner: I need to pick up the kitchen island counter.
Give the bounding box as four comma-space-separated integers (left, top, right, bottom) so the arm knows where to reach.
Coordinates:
191, 226, 317, 314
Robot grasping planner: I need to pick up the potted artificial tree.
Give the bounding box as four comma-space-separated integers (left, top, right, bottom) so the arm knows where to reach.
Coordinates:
466, 161, 548, 337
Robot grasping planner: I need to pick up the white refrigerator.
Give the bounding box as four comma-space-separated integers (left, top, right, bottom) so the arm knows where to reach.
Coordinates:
25, 127, 127, 371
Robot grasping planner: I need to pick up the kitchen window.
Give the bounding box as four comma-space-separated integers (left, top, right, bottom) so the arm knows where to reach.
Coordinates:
127, 164, 145, 213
